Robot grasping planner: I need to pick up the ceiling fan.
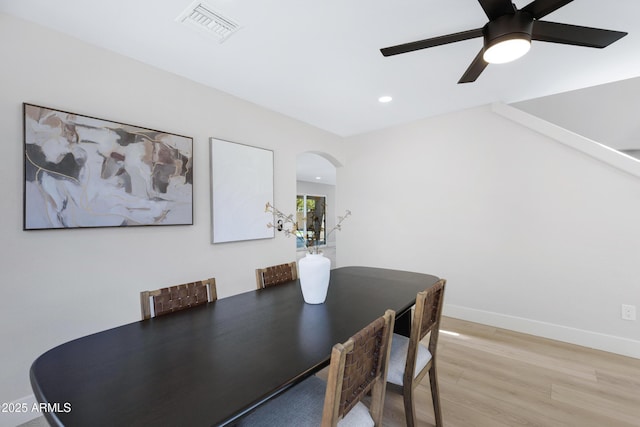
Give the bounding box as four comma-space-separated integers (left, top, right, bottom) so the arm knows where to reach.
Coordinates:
380, 0, 627, 83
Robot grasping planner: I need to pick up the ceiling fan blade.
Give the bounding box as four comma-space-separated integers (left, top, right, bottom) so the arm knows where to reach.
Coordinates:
521, 0, 574, 20
380, 28, 483, 57
533, 21, 627, 48
458, 50, 488, 84
477, 0, 516, 20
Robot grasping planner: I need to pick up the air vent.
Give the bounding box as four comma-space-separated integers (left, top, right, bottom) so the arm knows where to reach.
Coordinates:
177, 1, 240, 42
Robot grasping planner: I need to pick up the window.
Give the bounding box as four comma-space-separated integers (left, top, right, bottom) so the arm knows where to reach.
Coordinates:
296, 194, 326, 249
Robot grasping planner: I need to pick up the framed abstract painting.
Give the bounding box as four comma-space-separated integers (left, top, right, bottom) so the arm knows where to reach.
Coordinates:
23, 103, 193, 229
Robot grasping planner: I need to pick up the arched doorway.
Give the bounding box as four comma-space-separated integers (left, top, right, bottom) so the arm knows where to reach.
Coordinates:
296, 152, 340, 266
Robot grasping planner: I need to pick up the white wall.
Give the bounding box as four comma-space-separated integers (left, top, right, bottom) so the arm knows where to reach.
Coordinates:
0, 13, 342, 422
513, 77, 640, 150
338, 105, 640, 358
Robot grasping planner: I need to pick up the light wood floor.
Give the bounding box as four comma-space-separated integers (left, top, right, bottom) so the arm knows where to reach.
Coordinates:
378, 316, 640, 427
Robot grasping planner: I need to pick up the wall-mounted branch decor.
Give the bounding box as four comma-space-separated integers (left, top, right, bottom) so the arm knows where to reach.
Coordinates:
210, 138, 274, 243
23, 103, 193, 229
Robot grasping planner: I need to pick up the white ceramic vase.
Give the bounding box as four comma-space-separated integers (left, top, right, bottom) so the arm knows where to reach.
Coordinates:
298, 253, 331, 304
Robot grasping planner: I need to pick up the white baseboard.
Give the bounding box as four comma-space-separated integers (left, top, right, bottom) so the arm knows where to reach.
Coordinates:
0, 394, 39, 427
444, 304, 640, 359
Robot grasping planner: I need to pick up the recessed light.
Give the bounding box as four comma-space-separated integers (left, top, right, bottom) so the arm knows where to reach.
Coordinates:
378, 96, 393, 103
315, 176, 322, 180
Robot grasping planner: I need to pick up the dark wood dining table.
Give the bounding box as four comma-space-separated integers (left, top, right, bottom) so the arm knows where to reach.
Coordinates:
30, 266, 440, 426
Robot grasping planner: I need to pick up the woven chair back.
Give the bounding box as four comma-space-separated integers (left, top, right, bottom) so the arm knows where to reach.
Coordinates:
140, 278, 216, 320
256, 262, 297, 289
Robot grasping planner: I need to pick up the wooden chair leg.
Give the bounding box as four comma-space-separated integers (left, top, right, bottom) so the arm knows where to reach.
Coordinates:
369, 378, 385, 426
429, 364, 443, 427
403, 385, 416, 427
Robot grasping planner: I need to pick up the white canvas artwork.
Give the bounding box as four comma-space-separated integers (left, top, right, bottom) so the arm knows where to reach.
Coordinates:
210, 138, 274, 243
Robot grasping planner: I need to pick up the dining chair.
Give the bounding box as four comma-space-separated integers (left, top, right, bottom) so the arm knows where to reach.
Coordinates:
387, 279, 446, 427
140, 277, 217, 320
255, 261, 298, 289
238, 309, 396, 427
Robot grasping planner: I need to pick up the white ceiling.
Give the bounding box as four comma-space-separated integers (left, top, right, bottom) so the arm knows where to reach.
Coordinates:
2, 0, 640, 137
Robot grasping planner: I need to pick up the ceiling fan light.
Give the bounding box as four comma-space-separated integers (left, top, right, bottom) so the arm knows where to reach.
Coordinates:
483, 37, 531, 64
